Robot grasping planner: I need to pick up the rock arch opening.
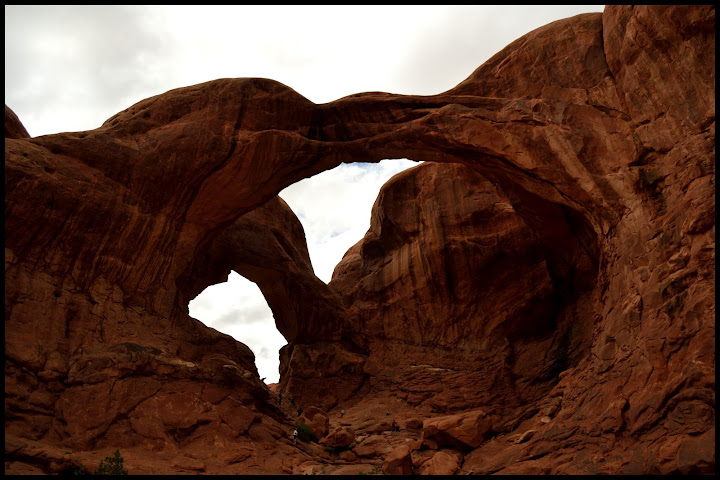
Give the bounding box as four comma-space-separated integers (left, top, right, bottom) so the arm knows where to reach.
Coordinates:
183, 159, 421, 385
269, 153, 602, 411
5, 6, 715, 474
279, 158, 420, 282
188, 270, 286, 383
230, 155, 603, 412
180, 150, 602, 411
155, 79, 608, 413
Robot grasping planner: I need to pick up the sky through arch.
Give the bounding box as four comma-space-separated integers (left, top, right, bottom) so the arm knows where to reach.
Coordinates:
189, 159, 418, 383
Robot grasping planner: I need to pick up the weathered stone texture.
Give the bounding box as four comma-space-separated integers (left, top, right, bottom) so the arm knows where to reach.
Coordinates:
4, 5, 714, 475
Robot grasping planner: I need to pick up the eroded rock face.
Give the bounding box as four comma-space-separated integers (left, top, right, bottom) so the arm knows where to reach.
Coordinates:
181, 195, 347, 343
4, 5, 714, 475
418, 451, 461, 476
331, 162, 565, 350
422, 409, 495, 451
382, 445, 413, 475
327, 162, 595, 417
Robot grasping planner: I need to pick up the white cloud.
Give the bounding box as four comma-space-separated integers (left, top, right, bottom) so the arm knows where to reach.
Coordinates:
389, 5, 607, 95
5, 5, 604, 136
189, 272, 287, 383
280, 159, 419, 282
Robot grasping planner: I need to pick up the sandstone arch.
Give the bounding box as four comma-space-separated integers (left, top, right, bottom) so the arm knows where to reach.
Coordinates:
5, 6, 714, 475
180, 195, 347, 344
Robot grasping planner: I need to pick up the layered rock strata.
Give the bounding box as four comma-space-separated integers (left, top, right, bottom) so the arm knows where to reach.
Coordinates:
4, 5, 714, 475
328, 161, 595, 419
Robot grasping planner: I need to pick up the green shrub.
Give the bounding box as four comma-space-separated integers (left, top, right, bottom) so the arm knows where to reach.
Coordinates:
93, 449, 128, 475
296, 423, 318, 443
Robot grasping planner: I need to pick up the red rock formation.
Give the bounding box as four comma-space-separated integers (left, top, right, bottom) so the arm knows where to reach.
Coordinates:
321, 427, 356, 449
421, 408, 495, 450
382, 445, 413, 475
4, 105, 30, 139
417, 451, 461, 476
180, 195, 346, 343
4, 5, 714, 475
328, 162, 594, 419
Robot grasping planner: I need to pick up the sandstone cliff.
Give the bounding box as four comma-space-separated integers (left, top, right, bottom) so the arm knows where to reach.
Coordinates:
328, 161, 595, 414
5, 5, 714, 475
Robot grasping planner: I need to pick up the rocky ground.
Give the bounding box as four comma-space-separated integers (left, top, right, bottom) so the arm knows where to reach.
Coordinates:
5, 5, 714, 475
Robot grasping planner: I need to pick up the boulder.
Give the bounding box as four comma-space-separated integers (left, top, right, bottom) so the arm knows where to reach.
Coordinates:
352, 434, 397, 459
298, 406, 330, 439
382, 445, 413, 475
418, 451, 461, 476
322, 427, 356, 449
423, 409, 494, 450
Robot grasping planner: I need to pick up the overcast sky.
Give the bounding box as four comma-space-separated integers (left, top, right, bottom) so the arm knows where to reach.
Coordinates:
5, 5, 604, 383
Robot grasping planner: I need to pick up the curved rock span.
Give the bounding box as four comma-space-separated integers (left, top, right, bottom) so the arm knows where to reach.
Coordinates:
4, 5, 714, 475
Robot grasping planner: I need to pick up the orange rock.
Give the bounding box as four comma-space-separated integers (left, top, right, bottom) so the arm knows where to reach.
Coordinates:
3, 5, 714, 476
422, 409, 494, 450
338, 450, 357, 462
418, 451, 461, 476
352, 434, 396, 459
297, 408, 329, 439
322, 427, 356, 449
405, 418, 423, 430
4, 105, 29, 139
382, 445, 413, 475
